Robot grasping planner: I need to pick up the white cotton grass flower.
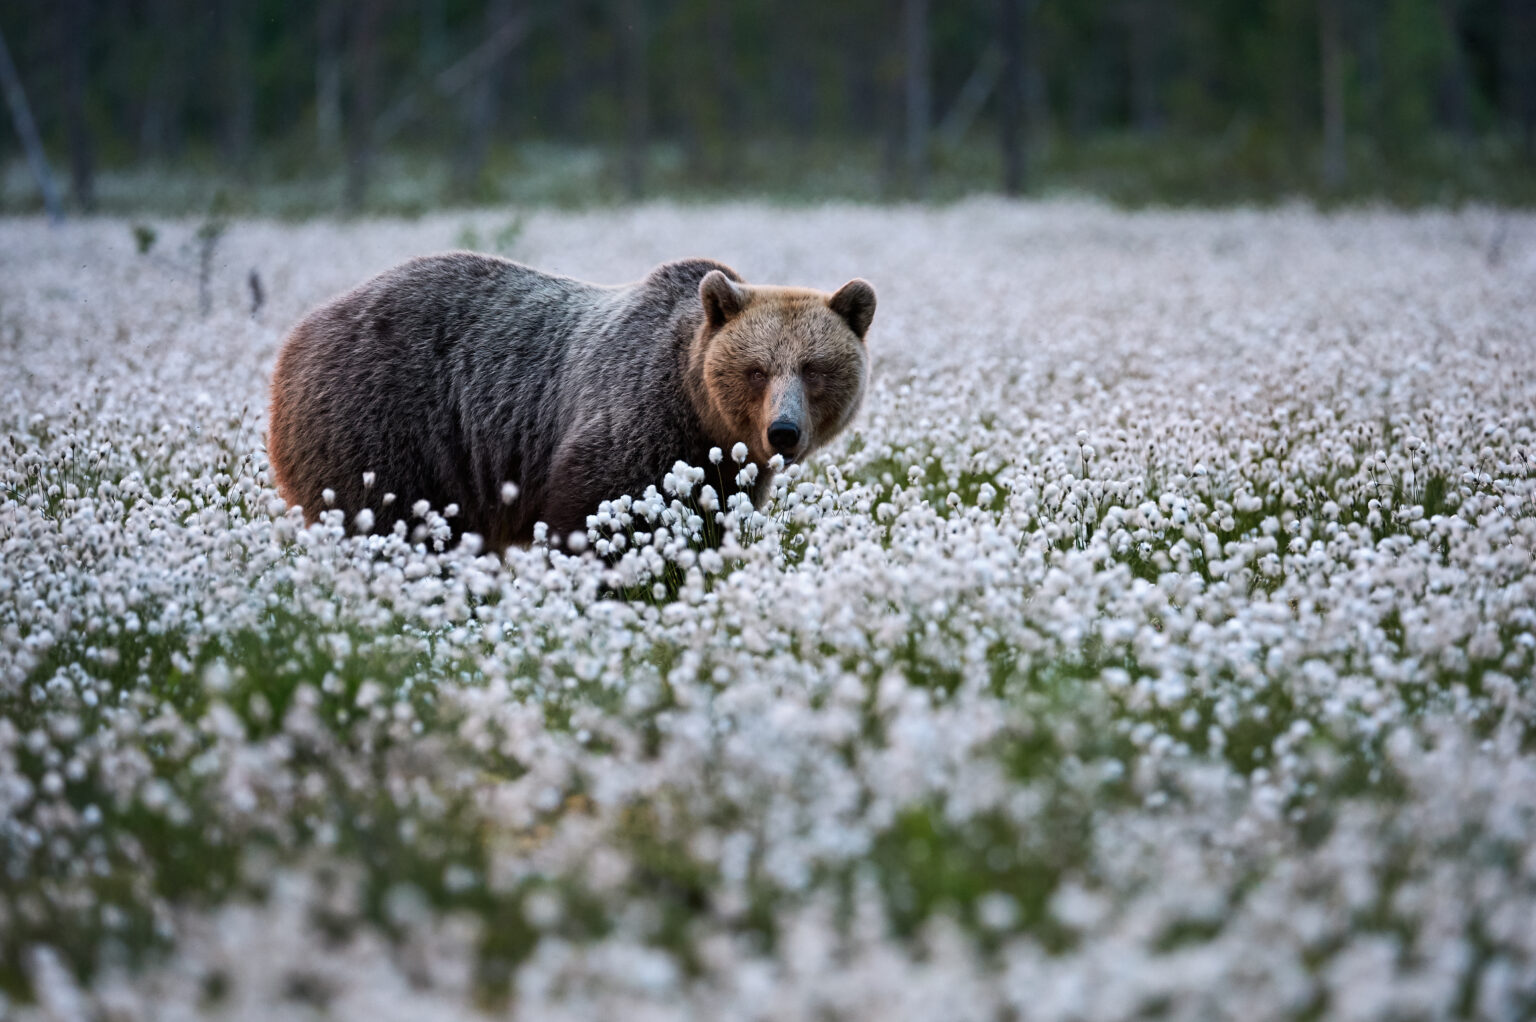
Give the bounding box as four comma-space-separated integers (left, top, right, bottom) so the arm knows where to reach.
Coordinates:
2, 202, 1535, 1021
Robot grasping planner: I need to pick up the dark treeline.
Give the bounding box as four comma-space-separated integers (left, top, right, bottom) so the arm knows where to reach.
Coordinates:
2, 0, 1534, 212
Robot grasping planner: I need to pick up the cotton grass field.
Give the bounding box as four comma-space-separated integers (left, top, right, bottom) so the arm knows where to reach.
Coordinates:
3, 201, 1536, 1021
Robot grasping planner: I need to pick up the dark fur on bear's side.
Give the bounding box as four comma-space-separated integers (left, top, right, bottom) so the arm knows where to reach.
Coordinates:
266, 254, 874, 550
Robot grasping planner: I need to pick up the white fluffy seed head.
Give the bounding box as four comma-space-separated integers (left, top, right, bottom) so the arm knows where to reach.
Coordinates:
7, 206, 1536, 1022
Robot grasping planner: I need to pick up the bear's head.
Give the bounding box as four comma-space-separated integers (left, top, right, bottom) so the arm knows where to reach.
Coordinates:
691, 270, 875, 468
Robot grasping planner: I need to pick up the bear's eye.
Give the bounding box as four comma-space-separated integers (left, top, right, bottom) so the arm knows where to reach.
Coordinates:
804, 365, 836, 388
747, 369, 768, 387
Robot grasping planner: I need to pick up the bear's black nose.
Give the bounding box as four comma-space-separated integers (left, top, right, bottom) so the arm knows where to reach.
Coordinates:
768, 420, 801, 455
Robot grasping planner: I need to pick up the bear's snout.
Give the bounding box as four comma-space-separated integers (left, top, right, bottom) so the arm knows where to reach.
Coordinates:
765, 376, 809, 460
768, 419, 802, 458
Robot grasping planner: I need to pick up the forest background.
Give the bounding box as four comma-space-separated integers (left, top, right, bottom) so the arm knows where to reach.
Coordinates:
2, 0, 1535, 216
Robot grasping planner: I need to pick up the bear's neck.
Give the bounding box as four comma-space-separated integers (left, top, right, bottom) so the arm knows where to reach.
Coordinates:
680, 323, 734, 448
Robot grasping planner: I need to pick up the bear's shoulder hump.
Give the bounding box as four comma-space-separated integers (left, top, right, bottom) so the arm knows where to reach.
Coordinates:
641, 258, 743, 293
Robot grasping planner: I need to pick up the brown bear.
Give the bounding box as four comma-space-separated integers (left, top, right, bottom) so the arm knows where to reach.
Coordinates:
266, 254, 875, 550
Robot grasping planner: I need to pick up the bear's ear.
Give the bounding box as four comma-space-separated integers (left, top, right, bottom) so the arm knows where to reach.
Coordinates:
700, 270, 747, 330
828, 278, 876, 340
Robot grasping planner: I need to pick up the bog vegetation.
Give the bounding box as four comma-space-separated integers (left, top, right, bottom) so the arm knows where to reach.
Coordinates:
2, 202, 1535, 1019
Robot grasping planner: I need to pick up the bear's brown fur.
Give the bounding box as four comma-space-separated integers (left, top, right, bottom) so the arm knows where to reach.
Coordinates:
266, 254, 874, 549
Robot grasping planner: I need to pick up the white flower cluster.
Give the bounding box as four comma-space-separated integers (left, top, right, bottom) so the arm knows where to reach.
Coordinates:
2, 201, 1535, 1021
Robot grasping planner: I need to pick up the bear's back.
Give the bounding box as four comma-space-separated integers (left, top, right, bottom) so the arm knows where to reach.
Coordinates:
269, 254, 595, 532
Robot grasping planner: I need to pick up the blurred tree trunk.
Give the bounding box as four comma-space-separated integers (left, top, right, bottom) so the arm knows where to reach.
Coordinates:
1068, 23, 1114, 136
454, 0, 517, 197
880, 54, 904, 198
778, 10, 815, 147
1026, 7, 1048, 148
220, 0, 255, 174
553, 0, 585, 139
998, 0, 1027, 195
139, 0, 182, 160
1125, 0, 1164, 132
501, 9, 530, 141
1318, 0, 1347, 189
344, 0, 381, 211
63, 0, 94, 211
1435, 0, 1473, 140
844, 10, 882, 136
1505, 0, 1536, 154
316, 0, 345, 156
937, 45, 1002, 149
616, 0, 647, 199
706, 2, 738, 176
904, 0, 930, 198
1355, 0, 1381, 134
0, 26, 65, 222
